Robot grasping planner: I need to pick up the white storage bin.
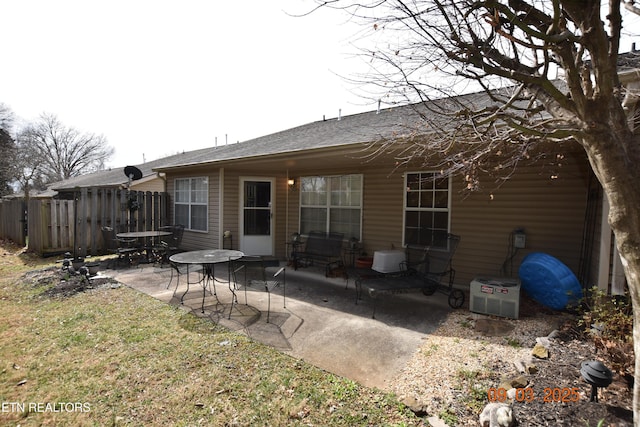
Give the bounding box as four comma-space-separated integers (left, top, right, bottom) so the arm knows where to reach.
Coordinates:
372, 250, 406, 273
470, 277, 521, 319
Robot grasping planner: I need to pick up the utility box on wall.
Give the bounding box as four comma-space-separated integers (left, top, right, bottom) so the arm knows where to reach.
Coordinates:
470, 277, 521, 319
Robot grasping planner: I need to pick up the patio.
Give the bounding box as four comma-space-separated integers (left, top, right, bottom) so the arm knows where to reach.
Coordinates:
104, 261, 460, 390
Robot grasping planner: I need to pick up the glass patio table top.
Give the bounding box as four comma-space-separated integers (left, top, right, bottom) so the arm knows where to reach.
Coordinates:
169, 249, 244, 313
169, 249, 244, 265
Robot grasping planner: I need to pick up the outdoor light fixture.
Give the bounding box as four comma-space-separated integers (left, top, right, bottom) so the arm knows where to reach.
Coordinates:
581, 360, 613, 402
287, 178, 295, 187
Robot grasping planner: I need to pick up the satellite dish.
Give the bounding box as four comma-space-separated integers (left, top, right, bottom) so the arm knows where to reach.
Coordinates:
124, 165, 143, 181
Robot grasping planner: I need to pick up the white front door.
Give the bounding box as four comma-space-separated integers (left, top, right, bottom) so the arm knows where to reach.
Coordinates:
240, 178, 274, 255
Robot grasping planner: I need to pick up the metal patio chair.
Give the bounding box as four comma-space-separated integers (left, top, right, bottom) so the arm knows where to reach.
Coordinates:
230, 256, 286, 322
101, 226, 139, 268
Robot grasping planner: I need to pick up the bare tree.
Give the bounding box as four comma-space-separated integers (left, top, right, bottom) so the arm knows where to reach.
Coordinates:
13, 131, 46, 200
0, 103, 17, 197
313, 0, 640, 419
18, 113, 113, 184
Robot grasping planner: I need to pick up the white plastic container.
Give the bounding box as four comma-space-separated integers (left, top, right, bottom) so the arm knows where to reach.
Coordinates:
372, 250, 406, 273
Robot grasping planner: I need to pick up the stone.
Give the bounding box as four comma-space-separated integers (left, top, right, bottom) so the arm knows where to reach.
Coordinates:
475, 319, 515, 336
547, 329, 561, 339
426, 416, 449, 427
499, 375, 529, 391
479, 403, 516, 427
536, 337, 552, 347
514, 358, 539, 374
400, 396, 428, 416
532, 343, 550, 359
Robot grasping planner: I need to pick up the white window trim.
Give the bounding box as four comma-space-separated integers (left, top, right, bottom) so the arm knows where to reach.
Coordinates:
174, 176, 209, 232
402, 172, 452, 247
298, 173, 363, 240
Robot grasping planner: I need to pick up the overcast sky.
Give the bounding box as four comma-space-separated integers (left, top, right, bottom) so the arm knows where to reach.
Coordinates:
3, 1, 639, 170
1, 0, 373, 168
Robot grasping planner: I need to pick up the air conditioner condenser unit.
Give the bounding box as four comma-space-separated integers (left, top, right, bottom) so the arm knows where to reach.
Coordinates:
470, 277, 521, 319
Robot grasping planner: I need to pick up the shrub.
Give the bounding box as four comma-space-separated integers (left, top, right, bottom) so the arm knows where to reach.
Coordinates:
579, 286, 634, 377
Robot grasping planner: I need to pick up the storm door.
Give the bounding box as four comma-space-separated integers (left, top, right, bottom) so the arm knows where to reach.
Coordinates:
240, 178, 274, 255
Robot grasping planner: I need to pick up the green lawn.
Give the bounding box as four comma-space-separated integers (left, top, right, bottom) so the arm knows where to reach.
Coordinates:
0, 242, 423, 426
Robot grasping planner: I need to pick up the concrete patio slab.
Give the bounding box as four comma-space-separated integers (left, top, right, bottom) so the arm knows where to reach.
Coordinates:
105, 262, 458, 391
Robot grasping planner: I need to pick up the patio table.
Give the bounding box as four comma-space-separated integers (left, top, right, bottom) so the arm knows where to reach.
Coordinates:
169, 249, 244, 313
116, 230, 172, 263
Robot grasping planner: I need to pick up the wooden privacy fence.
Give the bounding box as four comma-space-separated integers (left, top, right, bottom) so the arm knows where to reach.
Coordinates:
26, 188, 168, 257
0, 198, 27, 246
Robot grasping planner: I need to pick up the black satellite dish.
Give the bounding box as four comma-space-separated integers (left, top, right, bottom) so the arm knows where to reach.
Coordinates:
124, 165, 143, 181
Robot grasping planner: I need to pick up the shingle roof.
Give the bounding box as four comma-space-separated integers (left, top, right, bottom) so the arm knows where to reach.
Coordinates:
618, 49, 640, 69
152, 99, 474, 171
46, 156, 163, 193
156, 86, 520, 172
40, 50, 640, 187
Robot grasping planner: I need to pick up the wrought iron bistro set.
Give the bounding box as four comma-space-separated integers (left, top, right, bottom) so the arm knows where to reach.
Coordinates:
166, 249, 286, 323
96, 166, 462, 320
101, 223, 464, 321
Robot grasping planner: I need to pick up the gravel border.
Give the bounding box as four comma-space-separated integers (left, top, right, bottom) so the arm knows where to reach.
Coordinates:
389, 309, 568, 424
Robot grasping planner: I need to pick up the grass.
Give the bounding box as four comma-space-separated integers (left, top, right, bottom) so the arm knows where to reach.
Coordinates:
0, 241, 422, 426
504, 337, 522, 348
453, 368, 491, 423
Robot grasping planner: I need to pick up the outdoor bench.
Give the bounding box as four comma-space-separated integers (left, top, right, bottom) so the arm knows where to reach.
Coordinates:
354, 234, 465, 318
293, 231, 345, 276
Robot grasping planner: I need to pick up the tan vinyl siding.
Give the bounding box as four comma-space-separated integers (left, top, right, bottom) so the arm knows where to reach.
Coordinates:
222, 169, 240, 250
167, 169, 219, 251
451, 152, 589, 286
163, 145, 591, 290
360, 168, 405, 254
131, 176, 165, 193
273, 176, 290, 258
345, 152, 590, 287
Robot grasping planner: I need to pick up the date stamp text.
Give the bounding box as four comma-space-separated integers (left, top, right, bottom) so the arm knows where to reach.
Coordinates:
487, 387, 581, 403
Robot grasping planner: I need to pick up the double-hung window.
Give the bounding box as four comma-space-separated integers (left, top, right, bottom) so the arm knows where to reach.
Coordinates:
174, 177, 208, 231
300, 174, 362, 240
404, 172, 450, 248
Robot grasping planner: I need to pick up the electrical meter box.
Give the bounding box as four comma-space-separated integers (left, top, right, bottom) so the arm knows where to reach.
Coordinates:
470, 277, 521, 319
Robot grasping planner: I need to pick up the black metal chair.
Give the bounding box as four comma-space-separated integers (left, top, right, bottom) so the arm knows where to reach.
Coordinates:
402, 233, 461, 295
154, 224, 185, 266
101, 226, 139, 268
230, 256, 286, 322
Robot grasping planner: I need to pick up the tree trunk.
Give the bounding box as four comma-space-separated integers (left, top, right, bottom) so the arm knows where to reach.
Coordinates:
633, 295, 640, 421
581, 128, 640, 420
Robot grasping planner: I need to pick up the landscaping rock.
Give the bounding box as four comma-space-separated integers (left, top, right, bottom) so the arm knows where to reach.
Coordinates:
532, 342, 549, 359
514, 357, 538, 374
498, 375, 529, 391
399, 396, 428, 416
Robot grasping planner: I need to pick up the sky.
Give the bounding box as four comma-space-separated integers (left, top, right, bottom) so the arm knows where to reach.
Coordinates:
1, 0, 373, 168
3, 1, 640, 170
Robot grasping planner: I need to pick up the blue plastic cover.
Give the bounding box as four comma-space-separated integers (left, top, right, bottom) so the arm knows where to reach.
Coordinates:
518, 252, 583, 310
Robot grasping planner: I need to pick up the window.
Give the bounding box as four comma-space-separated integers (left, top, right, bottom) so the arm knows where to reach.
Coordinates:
174, 177, 208, 231
404, 172, 450, 247
300, 174, 362, 240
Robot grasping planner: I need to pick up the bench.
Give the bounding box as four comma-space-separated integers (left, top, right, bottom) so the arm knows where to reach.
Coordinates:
355, 234, 464, 317
293, 231, 344, 276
